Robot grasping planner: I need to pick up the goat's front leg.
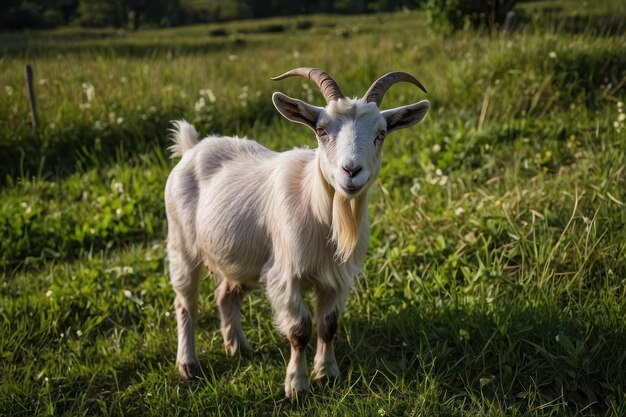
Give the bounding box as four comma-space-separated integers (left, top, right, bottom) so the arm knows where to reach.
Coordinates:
267, 277, 312, 399
313, 288, 346, 383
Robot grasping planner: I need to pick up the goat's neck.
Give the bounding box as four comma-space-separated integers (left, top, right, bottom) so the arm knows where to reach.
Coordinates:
307, 152, 334, 227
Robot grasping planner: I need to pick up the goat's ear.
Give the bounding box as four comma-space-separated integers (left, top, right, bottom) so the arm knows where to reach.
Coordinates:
272, 92, 323, 131
381, 100, 430, 133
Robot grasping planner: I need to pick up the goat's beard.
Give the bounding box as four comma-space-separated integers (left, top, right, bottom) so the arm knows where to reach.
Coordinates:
331, 192, 367, 263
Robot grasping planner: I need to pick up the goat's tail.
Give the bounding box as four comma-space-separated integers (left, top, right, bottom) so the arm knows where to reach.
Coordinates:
168, 120, 199, 158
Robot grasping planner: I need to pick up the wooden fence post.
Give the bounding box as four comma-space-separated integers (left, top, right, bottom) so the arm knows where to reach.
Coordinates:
25, 64, 38, 137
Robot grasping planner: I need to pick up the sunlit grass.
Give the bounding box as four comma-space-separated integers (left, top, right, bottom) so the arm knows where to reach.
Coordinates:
1, 2, 625, 416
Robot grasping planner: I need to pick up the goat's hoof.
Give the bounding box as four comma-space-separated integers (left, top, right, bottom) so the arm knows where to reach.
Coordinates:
285, 375, 309, 400
285, 387, 309, 401
313, 362, 339, 385
313, 373, 338, 387
178, 362, 198, 380
225, 339, 253, 357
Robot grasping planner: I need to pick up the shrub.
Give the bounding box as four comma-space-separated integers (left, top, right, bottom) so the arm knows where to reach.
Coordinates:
425, 0, 517, 34
209, 28, 228, 37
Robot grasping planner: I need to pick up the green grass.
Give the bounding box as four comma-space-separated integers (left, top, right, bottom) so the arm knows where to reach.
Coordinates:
1, 1, 626, 415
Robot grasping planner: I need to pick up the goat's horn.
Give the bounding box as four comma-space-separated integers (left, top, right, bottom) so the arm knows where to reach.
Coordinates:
363, 72, 427, 107
271, 67, 345, 103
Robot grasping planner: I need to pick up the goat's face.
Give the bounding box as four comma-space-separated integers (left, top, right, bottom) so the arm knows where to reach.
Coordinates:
273, 93, 429, 199
311, 100, 385, 198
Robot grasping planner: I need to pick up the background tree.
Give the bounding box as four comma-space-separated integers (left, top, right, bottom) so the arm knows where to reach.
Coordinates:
0, 0, 426, 30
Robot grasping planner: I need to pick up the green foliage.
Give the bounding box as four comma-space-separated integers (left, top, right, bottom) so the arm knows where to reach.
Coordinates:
1, 1, 626, 415
0, 0, 69, 29
424, 0, 517, 34
77, 0, 125, 28
1, 0, 423, 30
77, 0, 189, 29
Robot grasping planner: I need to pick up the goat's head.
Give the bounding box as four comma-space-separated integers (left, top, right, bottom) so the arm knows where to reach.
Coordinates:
272, 67, 430, 199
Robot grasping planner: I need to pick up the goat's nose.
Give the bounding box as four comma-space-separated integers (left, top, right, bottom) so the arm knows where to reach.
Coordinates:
342, 164, 363, 178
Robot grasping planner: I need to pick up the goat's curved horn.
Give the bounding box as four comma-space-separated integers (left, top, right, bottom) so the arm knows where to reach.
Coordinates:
363, 72, 427, 107
271, 67, 345, 103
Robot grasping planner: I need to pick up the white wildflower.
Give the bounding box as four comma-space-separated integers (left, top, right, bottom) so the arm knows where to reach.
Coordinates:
410, 182, 421, 197
21, 202, 32, 214
549, 51, 557, 59
46, 290, 53, 298
194, 96, 206, 112
82, 83, 95, 102
432, 144, 441, 153
5, 86, 13, 96
199, 89, 216, 103
239, 86, 249, 107
111, 181, 124, 194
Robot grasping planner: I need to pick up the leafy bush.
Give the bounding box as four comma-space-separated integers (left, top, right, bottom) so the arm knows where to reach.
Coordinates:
425, 0, 517, 34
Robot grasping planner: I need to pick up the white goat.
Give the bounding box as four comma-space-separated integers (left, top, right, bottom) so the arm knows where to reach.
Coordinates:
165, 67, 429, 398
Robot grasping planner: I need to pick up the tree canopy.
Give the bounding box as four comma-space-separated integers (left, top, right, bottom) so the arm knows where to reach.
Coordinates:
0, 0, 423, 30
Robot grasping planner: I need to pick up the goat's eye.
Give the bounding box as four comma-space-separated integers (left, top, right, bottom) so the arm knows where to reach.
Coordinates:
316, 127, 327, 137
375, 130, 387, 144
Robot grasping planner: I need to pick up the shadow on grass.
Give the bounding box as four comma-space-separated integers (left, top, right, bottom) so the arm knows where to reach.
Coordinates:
0, 37, 253, 59
19, 293, 623, 415
535, 12, 626, 37
338, 302, 626, 413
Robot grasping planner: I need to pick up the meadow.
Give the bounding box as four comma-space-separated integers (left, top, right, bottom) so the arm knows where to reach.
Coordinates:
1, 1, 625, 415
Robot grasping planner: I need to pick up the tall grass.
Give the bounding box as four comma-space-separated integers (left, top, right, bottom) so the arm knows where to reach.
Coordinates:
1, 1, 625, 415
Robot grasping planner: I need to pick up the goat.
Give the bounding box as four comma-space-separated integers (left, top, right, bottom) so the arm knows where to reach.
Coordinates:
165, 67, 429, 398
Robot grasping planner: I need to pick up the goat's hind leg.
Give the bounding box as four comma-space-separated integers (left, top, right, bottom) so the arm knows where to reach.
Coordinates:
216, 279, 252, 356
169, 249, 201, 379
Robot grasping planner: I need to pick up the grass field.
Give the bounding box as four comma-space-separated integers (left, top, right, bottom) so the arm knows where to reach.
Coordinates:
1, 1, 626, 415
